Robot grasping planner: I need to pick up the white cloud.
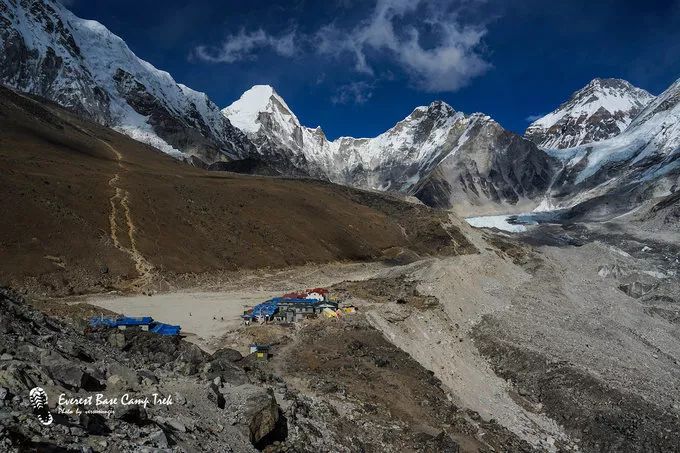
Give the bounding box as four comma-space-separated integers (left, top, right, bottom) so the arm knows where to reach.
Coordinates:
194, 29, 296, 63
194, 0, 490, 95
316, 0, 490, 92
331, 81, 374, 104
525, 113, 545, 122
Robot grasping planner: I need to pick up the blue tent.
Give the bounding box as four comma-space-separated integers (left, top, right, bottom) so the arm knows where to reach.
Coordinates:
88, 316, 181, 336
150, 322, 181, 336
116, 316, 154, 326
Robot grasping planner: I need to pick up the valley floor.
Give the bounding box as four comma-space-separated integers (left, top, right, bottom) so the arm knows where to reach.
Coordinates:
44, 220, 680, 452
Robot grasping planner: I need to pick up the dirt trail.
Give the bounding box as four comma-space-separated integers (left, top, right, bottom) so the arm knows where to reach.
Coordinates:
102, 140, 154, 289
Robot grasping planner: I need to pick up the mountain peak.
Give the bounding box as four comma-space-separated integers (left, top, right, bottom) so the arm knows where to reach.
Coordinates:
587, 77, 633, 88
525, 78, 655, 149
222, 84, 294, 134
409, 100, 456, 120
428, 100, 455, 115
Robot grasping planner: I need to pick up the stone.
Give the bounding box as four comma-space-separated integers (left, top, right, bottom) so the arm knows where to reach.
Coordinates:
148, 429, 168, 448
138, 370, 158, 385
174, 392, 187, 406
79, 413, 110, 435
0, 366, 35, 394
115, 405, 149, 426
223, 384, 279, 444
107, 332, 126, 349
210, 348, 243, 363
166, 418, 186, 433
106, 362, 140, 390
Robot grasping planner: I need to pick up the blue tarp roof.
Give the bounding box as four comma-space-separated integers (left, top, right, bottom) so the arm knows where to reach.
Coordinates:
117, 316, 154, 326
245, 297, 321, 320
150, 323, 181, 336
88, 316, 180, 336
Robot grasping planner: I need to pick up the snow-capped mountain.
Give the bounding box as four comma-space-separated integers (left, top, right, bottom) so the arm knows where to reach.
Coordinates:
412, 116, 558, 214
525, 78, 655, 149
544, 77, 680, 218
224, 85, 558, 213
0, 0, 254, 163
222, 85, 334, 179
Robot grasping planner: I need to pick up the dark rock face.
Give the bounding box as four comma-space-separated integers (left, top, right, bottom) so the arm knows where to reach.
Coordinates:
208, 157, 283, 176
414, 118, 559, 213
644, 190, 680, 230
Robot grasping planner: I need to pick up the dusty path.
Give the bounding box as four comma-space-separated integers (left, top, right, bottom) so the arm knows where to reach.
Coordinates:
102, 139, 154, 289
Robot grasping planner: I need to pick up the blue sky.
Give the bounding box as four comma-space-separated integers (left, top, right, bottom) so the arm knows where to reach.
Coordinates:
66, 0, 680, 139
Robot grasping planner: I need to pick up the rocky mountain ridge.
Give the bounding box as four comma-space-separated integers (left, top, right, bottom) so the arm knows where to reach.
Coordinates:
224, 85, 558, 214
542, 77, 680, 219
0, 0, 254, 164
525, 78, 655, 149
1, 0, 677, 220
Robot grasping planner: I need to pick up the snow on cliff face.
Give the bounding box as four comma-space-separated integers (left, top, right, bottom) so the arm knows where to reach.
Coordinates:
224, 86, 481, 191
0, 0, 253, 162
546, 77, 680, 210
224, 85, 558, 212
525, 78, 655, 149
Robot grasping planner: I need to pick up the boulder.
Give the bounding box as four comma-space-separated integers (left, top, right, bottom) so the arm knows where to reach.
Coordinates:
106, 362, 140, 390
79, 413, 110, 435
41, 352, 104, 391
202, 356, 249, 386
0, 365, 37, 394
223, 384, 279, 445
107, 332, 127, 349
175, 344, 208, 376
211, 348, 243, 363
147, 429, 169, 448
115, 405, 150, 426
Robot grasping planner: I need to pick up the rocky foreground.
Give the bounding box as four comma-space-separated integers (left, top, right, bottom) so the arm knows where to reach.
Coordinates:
0, 286, 540, 452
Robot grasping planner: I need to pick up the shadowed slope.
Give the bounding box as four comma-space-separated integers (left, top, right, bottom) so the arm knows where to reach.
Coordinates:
0, 87, 474, 295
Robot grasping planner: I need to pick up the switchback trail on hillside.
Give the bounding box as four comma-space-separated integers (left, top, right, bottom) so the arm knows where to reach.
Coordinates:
102, 139, 155, 290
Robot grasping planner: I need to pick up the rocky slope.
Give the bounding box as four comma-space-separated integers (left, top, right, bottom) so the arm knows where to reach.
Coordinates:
224, 85, 558, 214
525, 78, 655, 149
0, 287, 265, 452
543, 77, 680, 219
1, 283, 545, 452
0, 0, 254, 163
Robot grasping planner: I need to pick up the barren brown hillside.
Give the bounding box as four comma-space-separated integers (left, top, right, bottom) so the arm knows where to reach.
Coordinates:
0, 87, 474, 296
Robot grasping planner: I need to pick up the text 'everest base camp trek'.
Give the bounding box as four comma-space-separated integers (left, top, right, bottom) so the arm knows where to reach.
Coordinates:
0, 0, 679, 452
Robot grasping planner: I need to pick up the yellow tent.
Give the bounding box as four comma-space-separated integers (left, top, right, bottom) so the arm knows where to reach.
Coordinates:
322, 307, 338, 318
